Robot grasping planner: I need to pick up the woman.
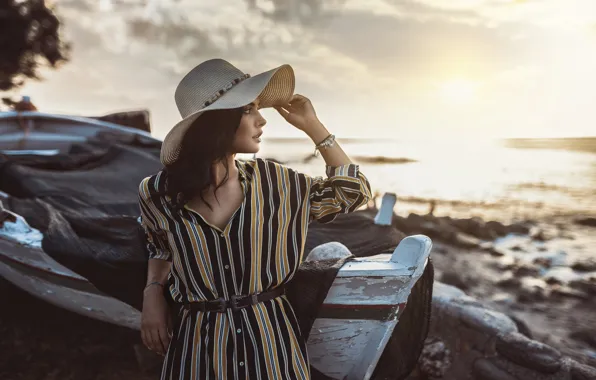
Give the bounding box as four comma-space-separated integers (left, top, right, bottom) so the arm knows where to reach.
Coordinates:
138, 59, 372, 379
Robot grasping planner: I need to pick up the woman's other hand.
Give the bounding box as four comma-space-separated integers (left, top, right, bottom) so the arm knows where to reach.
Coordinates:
275, 94, 323, 134
141, 285, 172, 356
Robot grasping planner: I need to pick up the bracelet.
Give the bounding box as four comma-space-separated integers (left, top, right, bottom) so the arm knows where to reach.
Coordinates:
144, 281, 164, 291
314, 134, 336, 157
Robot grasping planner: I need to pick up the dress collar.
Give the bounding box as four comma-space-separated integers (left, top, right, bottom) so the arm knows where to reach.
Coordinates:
235, 158, 253, 183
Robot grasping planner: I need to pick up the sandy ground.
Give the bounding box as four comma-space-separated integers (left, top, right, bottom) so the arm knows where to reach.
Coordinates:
1, 215, 595, 379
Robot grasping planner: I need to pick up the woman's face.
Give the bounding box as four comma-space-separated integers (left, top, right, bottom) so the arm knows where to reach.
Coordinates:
231, 98, 266, 154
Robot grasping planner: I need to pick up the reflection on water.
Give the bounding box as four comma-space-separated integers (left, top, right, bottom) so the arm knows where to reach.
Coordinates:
256, 137, 596, 221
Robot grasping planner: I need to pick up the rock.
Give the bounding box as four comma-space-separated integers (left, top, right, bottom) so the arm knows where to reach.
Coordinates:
392, 215, 411, 234
512, 263, 541, 277
417, 338, 452, 378
571, 258, 596, 272
495, 332, 562, 374
508, 222, 531, 235
491, 293, 516, 304
507, 314, 533, 339
569, 278, 596, 296
453, 233, 483, 249
575, 217, 596, 227
569, 359, 596, 380
517, 278, 549, 303
551, 285, 590, 300
451, 217, 498, 240
486, 220, 509, 237
441, 271, 472, 291
495, 256, 518, 270
482, 243, 507, 257
400, 214, 459, 242
529, 227, 551, 242
421, 221, 458, 242
544, 276, 563, 285
496, 273, 521, 289
569, 329, 596, 349
472, 358, 517, 380
532, 257, 553, 268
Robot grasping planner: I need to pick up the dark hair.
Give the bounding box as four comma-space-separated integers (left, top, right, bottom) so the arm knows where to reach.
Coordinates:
164, 107, 244, 212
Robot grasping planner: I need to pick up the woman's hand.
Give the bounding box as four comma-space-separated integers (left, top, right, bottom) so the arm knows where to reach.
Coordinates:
275, 94, 323, 135
141, 286, 172, 356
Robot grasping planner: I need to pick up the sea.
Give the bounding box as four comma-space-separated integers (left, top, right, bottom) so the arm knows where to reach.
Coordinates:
245, 137, 596, 223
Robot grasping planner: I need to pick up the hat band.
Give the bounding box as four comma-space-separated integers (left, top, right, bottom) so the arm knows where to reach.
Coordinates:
203, 73, 251, 108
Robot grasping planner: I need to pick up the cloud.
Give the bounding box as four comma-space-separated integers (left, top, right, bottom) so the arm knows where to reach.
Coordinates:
22, 0, 596, 139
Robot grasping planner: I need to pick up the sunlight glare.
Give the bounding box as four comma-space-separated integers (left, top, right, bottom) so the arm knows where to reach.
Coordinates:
439, 79, 478, 105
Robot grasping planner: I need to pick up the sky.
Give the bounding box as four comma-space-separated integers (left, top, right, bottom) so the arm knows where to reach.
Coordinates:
19, 0, 596, 140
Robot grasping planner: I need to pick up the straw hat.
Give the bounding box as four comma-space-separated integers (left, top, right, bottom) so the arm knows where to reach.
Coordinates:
160, 58, 295, 165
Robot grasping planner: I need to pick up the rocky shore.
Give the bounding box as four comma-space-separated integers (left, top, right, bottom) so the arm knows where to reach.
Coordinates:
1, 209, 595, 379
390, 210, 596, 379
407, 282, 596, 380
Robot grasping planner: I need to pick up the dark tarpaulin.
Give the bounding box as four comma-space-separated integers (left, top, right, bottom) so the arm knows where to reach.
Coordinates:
0, 131, 433, 379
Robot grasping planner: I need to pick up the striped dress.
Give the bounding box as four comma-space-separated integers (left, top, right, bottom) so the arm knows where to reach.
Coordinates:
138, 158, 372, 380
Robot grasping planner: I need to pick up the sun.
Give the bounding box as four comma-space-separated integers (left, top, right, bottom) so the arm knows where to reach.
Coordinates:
439, 79, 478, 105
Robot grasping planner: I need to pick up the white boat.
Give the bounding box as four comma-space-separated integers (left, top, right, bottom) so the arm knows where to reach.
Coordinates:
0, 111, 432, 380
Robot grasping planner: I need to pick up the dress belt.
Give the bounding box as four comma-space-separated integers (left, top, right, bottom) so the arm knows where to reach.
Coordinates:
181, 286, 286, 313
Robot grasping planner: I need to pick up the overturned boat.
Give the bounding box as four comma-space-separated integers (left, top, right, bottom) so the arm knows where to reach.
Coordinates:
0, 110, 433, 380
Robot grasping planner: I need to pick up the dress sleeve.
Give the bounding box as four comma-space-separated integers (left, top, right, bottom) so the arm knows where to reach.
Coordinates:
138, 179, 172, 261
306, 163, 373, 224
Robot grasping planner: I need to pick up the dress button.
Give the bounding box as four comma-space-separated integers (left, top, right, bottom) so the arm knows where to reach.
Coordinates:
239, 362, 244, 367
236, 328, 241, 334
224, 265, 230, 270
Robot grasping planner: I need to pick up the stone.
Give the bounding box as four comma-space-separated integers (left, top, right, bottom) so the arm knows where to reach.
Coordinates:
575, 217, 596, 227
496, 273, 521, 289
532, 257, 553, 268
571, 258, 596, 272
512, 263, 541, 277
441, 271, 472, 291
517, 279, 549, 303
472, 358, 517, 380
418, 338, 452, 378
569, 359, 596, 380
495, 332, 562, 374
544, 276, 563, 285
569, 278, 596, 296
486, 220, 509, 237
508, 222, 531, 235
569, 329, 596, 349
453, 233, 483, 249
483, 244, 507, 257
529, 227, 550, 242
551, 286, 590, 300
507, 314, 533, 339
451, 217, 498, 240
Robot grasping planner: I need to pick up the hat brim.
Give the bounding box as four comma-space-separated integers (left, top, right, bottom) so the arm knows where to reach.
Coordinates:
160, 64, 295, 165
